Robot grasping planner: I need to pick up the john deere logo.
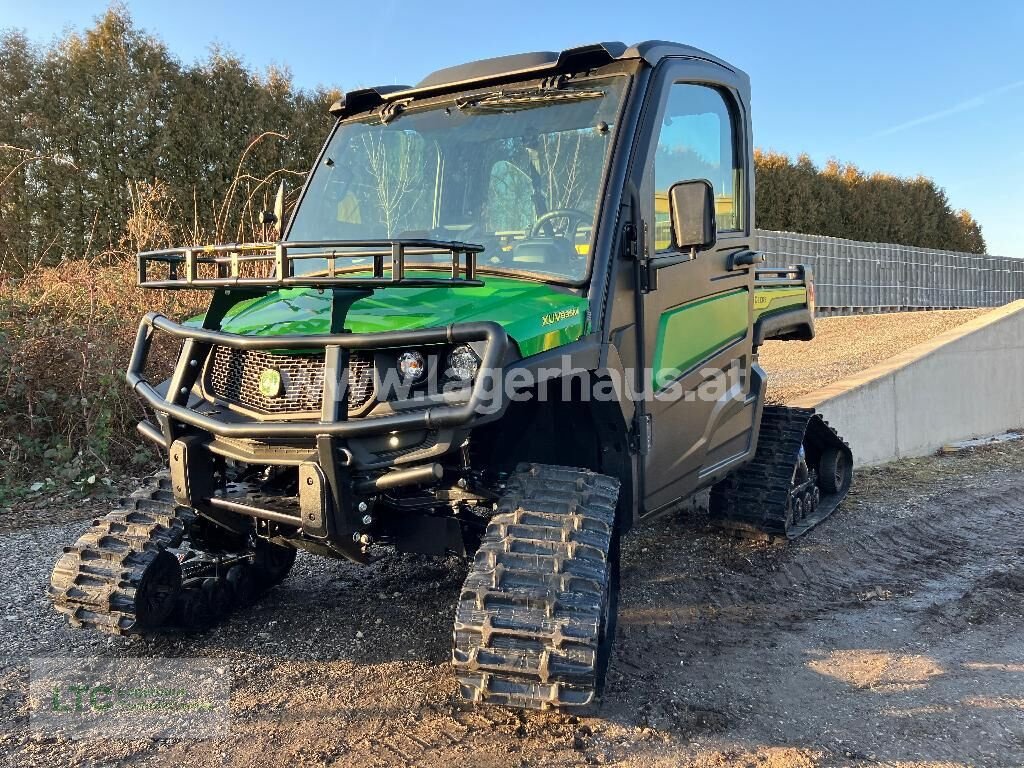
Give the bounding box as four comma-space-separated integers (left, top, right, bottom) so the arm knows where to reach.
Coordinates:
258, 368, 283, 398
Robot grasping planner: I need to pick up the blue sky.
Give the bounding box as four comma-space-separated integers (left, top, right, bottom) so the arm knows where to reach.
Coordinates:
3, 0, 1022, 256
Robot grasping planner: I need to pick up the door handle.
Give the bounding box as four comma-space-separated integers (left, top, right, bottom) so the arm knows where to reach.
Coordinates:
727, 250, 765, 270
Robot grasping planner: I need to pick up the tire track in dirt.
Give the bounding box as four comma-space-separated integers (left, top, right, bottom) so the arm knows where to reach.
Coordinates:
602, 470, 1024, 763
4, 449, 1024, 767
619, 482, 1022, 643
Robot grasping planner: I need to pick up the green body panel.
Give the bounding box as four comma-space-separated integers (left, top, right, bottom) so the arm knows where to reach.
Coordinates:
208, 276, 589, 357
752, 286, 808, 321
196, 278, 804, 367
651, 288, 749, 390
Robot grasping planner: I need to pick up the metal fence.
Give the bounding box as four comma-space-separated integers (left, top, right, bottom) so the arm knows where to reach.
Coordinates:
756, 230, 1024, 314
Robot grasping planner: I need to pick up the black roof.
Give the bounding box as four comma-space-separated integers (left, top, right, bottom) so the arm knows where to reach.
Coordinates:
417, 41, 736, 89
331, 40, 745, 118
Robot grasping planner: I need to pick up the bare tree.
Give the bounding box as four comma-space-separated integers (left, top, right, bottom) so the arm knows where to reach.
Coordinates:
359, 132, 428, 236
536, 131, 588, 211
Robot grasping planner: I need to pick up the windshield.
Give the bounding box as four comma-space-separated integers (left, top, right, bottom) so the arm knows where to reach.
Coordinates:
287, 76, 628, 282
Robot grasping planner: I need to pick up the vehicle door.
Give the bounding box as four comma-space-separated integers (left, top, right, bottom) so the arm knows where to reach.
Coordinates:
635, 61, 762, 513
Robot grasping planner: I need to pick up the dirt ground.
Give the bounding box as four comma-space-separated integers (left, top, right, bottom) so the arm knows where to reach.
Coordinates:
2, 441, 1024, 767
760, 309, 990, 404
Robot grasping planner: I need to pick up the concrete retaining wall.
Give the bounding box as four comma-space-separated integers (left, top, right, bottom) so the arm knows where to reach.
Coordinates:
789, 300, 1024, 466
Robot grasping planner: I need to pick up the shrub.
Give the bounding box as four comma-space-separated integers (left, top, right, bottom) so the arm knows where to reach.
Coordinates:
0, 259, 202, 492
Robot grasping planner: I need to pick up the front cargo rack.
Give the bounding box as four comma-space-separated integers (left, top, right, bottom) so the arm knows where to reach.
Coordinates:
137, 238, 485, 290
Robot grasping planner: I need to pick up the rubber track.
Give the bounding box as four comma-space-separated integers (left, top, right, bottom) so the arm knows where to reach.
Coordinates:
708, 405, 850, 538
49, 473, 193, 635
49, 472, 292, 635
452, 463, 620, 710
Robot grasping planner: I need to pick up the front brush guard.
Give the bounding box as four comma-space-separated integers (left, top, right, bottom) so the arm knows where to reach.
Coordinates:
127, 313, 508, 439
125, 292, 508, 562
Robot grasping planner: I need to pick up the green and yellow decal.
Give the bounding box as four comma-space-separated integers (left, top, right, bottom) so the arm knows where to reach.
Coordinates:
652, 289, 749, 390
752, 286, 807, 322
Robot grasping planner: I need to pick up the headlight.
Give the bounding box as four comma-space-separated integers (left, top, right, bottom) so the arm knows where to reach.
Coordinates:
397, 349, 426, 382
448, 344, 480, 381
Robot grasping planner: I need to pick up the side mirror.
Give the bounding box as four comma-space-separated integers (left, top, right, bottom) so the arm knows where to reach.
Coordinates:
668, 179, 716, 253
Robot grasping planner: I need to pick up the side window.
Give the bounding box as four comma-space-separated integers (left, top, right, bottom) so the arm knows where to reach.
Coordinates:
653, 84, 742, 251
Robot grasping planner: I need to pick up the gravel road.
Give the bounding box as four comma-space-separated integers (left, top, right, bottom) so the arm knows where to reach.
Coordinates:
3, 441, 1024, 767
760, 308, 989, 404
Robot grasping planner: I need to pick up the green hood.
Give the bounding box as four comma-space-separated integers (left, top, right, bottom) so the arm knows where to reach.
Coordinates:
210, 276, 588, 357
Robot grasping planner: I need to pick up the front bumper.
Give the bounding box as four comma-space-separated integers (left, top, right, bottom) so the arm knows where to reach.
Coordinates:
126, 312, 509, 561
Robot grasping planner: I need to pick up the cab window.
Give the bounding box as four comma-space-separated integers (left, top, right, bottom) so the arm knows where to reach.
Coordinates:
653, 84, 742, 250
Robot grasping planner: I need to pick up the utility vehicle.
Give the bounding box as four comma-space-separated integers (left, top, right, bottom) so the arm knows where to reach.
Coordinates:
51, 41, 851, 710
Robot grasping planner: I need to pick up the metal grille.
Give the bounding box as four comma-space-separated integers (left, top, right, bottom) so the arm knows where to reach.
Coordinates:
206, 348, 374, 414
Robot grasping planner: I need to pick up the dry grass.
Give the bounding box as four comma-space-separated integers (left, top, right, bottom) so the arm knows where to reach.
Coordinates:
0, 259, 204, 491
0, 137, 298, 496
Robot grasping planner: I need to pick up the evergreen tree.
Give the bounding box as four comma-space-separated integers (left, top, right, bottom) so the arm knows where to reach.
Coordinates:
0, 5, 991, 272
753, 151, 987, 253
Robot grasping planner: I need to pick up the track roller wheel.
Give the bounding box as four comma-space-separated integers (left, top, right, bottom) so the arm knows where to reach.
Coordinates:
791, 495, 805, 523
819, 446, 851, 495
226, 563, 258, 607
135, 551, 182, 629
174, 588, 212, 628
253, 541, 297, 588
202, 577, 233, 618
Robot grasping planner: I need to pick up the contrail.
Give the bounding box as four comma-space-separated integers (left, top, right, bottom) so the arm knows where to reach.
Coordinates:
869, 79, 1024, 139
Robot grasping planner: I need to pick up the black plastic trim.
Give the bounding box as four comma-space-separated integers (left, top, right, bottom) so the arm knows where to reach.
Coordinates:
398, 41, 743, 105
753, 307, 815, 347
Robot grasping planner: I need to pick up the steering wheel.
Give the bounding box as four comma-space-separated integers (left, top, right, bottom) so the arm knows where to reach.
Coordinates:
529, 209, 591, 239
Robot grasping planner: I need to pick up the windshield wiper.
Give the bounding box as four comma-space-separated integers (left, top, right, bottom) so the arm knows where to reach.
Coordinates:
456, 87, 606, 113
